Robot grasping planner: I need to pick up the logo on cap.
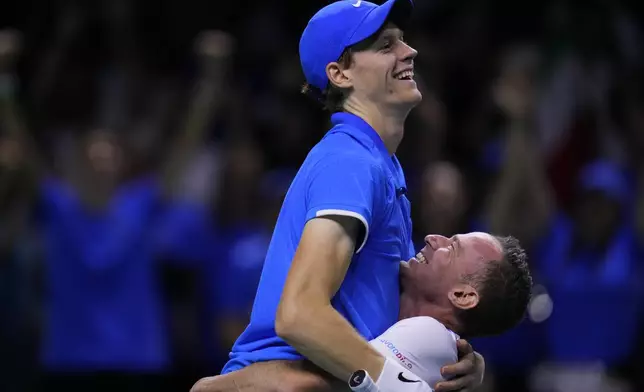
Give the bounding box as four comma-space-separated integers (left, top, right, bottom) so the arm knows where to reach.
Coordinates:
352, 0, 362, 7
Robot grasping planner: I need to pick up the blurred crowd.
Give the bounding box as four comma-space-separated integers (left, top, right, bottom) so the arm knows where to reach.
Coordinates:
1, 0, 644, 391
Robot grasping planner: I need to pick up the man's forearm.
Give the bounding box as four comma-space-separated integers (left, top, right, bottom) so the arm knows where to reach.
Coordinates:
277, 302, 385, 383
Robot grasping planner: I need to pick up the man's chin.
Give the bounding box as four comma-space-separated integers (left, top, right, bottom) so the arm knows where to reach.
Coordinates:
403, 89, 423, 107
390, 90, 422, 111
411, 91, 423, 106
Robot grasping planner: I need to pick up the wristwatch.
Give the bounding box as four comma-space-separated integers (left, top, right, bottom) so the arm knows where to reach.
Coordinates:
349, 369, 378, 391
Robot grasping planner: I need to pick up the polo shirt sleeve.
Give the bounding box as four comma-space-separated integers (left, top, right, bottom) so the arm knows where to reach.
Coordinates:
305, 154, 383, 253
369, 317, 458, 386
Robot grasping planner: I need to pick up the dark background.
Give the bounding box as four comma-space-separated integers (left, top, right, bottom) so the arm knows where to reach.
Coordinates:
1, 1, 644, 391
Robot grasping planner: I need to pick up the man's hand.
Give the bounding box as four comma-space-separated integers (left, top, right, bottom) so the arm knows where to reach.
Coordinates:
194, 30, 235, 59
194, 30, 235, 81
492, 47, 538, 124
435, 340, 485, 392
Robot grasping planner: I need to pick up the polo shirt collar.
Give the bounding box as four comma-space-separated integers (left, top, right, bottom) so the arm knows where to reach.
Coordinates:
331, 112, 391, 158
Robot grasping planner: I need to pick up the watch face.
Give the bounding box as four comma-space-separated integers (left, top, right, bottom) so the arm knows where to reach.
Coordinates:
349, 370, 367, 388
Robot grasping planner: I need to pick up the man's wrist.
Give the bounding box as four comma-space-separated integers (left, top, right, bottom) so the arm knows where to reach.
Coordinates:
364, 352, 386, 385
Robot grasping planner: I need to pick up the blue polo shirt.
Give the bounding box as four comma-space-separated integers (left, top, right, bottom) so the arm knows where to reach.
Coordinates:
39, 177, 170, 372
222, 112, 415, 373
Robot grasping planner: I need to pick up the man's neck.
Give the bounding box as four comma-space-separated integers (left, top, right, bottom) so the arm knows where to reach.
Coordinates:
399, 291, 461, 334
344, 100, 410, 155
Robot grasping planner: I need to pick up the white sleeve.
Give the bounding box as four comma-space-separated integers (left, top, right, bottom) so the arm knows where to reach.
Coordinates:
369, 317, 459, 387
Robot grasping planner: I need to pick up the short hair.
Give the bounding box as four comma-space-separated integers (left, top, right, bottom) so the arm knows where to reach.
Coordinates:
301, 49, 354, 113
457, 235, 533, 338
301, 28, 382, 113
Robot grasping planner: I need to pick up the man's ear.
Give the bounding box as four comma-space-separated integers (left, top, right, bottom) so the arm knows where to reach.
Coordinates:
326, 61, 353, 89
448, 284, 479, 310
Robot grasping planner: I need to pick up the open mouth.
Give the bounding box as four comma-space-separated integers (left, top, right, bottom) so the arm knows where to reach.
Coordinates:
415, 251, 427, 264
393, 69, 414, 81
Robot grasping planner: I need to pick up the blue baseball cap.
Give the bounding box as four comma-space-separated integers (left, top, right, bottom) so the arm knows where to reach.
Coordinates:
299, 0, 414, 91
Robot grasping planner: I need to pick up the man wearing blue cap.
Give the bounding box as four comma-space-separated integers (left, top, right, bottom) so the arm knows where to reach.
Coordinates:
192, 1, 485, 391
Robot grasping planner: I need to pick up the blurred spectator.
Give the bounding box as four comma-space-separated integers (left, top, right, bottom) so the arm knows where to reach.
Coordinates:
156, 141, 283, 375
0, 22, 232, 391
533, 160, 642, 392
1, 1, 644, 391
474, 43, 554, 251
214, 166, 292, 355
462, 43, 554, 392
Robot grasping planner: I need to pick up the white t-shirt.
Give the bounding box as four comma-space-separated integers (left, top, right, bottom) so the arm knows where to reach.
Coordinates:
369, 317, 459, 386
